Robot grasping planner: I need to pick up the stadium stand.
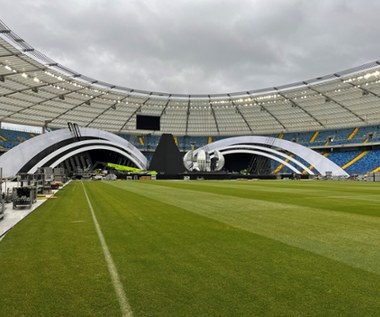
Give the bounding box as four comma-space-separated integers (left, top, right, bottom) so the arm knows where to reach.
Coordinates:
0, 128, 35, 150
345, 149, 380, 174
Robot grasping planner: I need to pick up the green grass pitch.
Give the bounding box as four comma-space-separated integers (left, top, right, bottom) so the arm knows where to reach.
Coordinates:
0, 180, 380, 316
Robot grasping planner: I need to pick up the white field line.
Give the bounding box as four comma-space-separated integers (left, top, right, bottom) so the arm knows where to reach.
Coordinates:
81, 182, 134, 317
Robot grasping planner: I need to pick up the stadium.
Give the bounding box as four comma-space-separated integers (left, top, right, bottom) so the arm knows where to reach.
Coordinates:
0, 9, 380, 317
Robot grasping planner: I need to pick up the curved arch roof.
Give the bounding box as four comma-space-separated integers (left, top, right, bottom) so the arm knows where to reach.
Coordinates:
1, 19, 380, 136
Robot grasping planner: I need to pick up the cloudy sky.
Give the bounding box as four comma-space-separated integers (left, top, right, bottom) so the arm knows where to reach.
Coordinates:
1, 0, 380, 94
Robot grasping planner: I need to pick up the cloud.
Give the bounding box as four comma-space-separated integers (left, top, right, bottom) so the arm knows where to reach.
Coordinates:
2, 0, 380, 94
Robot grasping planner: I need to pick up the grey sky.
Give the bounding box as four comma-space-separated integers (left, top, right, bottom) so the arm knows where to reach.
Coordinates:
1, 0, 380, 94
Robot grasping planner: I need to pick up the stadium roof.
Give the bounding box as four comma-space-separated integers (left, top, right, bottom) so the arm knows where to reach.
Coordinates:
1, 19, 380, 136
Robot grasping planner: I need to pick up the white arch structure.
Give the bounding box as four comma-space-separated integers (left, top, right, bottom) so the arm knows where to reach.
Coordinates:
197, 136, 348, 176
27, 140, 142, 174
0, 128, 148, 178
210, 144, 313, 174
220, 149, 302, 174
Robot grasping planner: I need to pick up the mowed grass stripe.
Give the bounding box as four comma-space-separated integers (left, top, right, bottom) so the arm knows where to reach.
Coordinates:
85, 181, 380, 316
0, 182, 122, 316
196, 179, 380, 194
174, 180, 380, 204
149, 180, 380, 217
82, 182, 133, 317
106, 181, 380, 275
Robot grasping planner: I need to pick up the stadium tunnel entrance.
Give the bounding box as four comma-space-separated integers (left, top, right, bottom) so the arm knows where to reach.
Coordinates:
223, 153, 271, 175
52, 148, 139, 178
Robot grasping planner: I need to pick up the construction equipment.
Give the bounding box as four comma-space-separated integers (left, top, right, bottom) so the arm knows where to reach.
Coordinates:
12, 186, 35, 209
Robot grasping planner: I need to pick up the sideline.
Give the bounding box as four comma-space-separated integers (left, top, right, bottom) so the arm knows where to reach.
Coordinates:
81, 181, 134, 317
